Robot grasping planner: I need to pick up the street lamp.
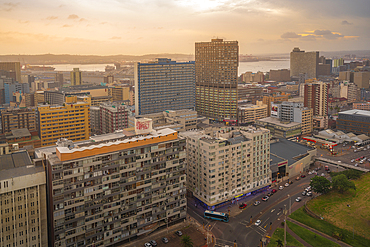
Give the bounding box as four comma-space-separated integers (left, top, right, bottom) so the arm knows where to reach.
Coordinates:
347, 204, 354, 239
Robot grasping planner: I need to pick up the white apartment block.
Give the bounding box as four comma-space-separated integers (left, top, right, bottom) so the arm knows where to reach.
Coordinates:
180, 126, 271, 209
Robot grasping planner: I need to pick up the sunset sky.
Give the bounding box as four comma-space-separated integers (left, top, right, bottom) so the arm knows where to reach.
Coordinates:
0, 0, 369, 55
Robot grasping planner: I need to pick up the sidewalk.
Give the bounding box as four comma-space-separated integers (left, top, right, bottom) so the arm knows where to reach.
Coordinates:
286, 225, 313, 247
288, 218, 352, 247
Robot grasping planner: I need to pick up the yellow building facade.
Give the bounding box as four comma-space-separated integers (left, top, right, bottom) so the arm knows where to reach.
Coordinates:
38, 97, 90, 146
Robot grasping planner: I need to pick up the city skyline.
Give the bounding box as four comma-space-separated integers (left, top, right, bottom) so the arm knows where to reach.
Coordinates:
0, 0, 369, 55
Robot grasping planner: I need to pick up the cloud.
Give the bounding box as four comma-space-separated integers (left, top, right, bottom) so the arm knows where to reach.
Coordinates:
341, 20, 353, 25
281, 32, 301, 39
110, 36, 121, 40
68, 14, 79, 20
62, 24, 73, 28
79, 18, 87, 22
313, 30, 344, 39
46, 16, 58, 20
1, 2, 19, 12
18, 20, 29, 24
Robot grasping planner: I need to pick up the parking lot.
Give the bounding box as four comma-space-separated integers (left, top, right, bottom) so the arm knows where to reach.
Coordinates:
316, 144, 370, 170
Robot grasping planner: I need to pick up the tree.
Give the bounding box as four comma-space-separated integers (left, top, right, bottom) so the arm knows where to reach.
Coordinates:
181, 234, 193, 247
310, 176, 331, 194
332, 174, 356, 194
276, 239, 283, 247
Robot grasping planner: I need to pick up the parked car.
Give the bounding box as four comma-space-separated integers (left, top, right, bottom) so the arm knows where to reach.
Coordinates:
305, 186, 311, 191
262, 196, 269, 201
296, 197, 302, 202
301, 174, 306, 178
279, 186, 284, 190
289, 181, 294, 185
296, 176, 300, 180
267, 192, 272, 197
285, 183, 289, 187
308, 171, 312, 175
306, 191, 312, 196
327, 169, 331, 173
321, 173, 325, 176
162, 238, 169, 243
355, 163, 359, 167
176, 231, 183, 236
239, 203, 247, 209
149, 240, 158, 247
144, 243, 152, 247
255, 220, 262, 226
254, 201, 261, 206
272, 189, 277, 193
302, 191, 306, 196
351, 159, 355, 163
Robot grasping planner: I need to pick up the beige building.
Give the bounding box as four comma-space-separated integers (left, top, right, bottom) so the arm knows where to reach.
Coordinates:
34, 91, 45, 106
290, 47, 319, 79
262, 95, 289, 116
353, 102, 370, 110
70, 68, 82, 86
1, 107, 37, 134
0, 151, 48, 247
0, 62, 21, 82
340, 82, 359, 103
295, 107, 313, 135
237, 101, 268, 124
353, 72, 370, 89
269, 69, 290, 82
180, 126, 271, 209
109, 85, 130, 102
195, 39, 238, 121
241, 71, 264, 83
129, 109, 197, 132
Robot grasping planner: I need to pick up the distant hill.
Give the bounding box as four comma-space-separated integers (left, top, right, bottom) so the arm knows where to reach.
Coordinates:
0, 53, 195, 65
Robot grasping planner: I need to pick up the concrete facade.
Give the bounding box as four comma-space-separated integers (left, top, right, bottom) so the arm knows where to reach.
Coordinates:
290, 47, 319, 79
237, 101, 268, 124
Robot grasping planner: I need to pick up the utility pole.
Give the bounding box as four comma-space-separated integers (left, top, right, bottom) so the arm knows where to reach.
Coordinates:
284, 204, 287, 247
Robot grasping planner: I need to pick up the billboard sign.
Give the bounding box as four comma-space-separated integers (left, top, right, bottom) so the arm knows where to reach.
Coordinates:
135, 118, 153, 135
271, 103, 279, 117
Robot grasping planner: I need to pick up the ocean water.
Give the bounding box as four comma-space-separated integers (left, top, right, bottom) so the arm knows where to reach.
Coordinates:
47, 59, 290, 75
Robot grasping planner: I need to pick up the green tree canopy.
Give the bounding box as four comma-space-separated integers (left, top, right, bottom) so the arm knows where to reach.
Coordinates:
181, 234, 193, 247
332, 174, 356, 194
276, 239, 283, 247
310, 176, 331, 194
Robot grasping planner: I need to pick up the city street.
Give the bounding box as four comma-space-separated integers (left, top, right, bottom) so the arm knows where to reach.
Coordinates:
187, 168, 331, 247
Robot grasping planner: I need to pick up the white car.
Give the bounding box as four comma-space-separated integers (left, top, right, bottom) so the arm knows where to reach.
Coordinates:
351, 159, 355, 163
144, 243, 152, 247
338, 161, 341, 163
305, 186, 311, 191
255, 220, 261, 226
321, 173, 325, 176
360, 161, 364, 164
285, 183, 289, 187
279, 186, 284, 190
355, 163, 359, 167
308, 171, 312, 175
296, 197, 302, 202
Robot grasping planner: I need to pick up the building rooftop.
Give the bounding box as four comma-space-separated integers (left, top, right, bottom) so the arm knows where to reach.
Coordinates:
339, 109, 370, 116
257, 117, 301, 127
270, 139, 313, 166
0, 151, 43, 181
6, 128, 31, 139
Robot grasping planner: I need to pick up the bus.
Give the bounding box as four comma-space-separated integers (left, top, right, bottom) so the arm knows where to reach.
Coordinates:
204, 210, 229, 222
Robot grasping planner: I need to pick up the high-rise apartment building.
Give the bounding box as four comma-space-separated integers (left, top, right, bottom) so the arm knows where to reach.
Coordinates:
36, 121, 187, 247
56, 72, 64, 88
353, 72, 370, 89
90, 106, 101, 135
100, 102, 130, 134
70, 68, 82, 86
135, 58, 195, 115
180, 126, 270, 209
37, 96, 90, 146
1, 107, 37, 134
0, 62, 21, 82
262, 95, 289, 116
0, 151, 48, 247
195, 39, 239, 121
304, 81, 329, 129
290, 47, 319, 79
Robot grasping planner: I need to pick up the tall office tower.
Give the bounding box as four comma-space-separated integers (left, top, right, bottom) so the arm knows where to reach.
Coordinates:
44, 90, 65, 105
180, 126, 270, 209
100, 102, 129, 134
290, 47, 319, 79
0, 151, 48, 247
304, 81, 329, 129
1, 107, 37, 134
195, 39, 239, 121
70, 68, 82, 86
55, 72, 64, 88
135, 58, 195, 115
104, 75, 114, 84
36, 119, 187, 247
0, 62, 21, 82
37, 96, 90, 146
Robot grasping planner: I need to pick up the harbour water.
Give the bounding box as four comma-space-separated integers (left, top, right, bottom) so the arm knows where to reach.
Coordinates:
46, 59, 290, 75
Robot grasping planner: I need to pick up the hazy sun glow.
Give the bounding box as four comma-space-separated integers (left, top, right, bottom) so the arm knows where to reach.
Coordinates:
176, 0, 232, 11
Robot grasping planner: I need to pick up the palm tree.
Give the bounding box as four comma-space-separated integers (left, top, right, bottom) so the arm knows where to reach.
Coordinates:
276, 239, 283, 247
181, 234, 193, 247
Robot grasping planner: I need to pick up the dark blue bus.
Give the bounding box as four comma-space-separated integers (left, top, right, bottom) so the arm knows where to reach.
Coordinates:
204, 210, 229, 222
